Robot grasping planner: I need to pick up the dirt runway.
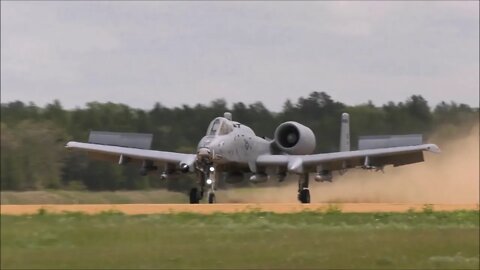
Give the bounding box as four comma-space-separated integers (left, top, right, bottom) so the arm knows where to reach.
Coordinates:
1, 203, 478, 215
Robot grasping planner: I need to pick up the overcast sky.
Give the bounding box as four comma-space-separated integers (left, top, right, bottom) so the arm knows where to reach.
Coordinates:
1, 1, 479, 111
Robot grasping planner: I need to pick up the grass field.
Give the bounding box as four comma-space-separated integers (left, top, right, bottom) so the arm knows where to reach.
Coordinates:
0, 190, 187, 204
1, 210, 479, 269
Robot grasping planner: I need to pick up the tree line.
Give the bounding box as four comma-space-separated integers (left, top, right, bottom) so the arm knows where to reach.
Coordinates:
1, 92, 478, 191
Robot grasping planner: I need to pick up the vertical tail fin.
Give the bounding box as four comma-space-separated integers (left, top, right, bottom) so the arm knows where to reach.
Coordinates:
340, 113, 350, 152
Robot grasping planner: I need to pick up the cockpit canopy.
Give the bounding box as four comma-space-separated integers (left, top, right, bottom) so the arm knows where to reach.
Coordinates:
206, 117, 233, 136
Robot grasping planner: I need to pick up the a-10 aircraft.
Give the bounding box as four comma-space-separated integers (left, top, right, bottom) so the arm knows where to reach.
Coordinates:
66, 112, 440, 204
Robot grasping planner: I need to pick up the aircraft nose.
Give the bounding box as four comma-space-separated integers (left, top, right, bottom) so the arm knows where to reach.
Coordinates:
197, 147, 211, 159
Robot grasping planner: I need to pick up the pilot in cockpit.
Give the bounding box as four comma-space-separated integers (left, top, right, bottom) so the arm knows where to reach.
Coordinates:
207, 118, 233, 136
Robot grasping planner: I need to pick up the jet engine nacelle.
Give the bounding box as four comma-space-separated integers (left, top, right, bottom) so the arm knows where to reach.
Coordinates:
274, 121, 316, 155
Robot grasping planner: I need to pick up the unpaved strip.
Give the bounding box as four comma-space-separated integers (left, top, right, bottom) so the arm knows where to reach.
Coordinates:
1, 203, 478, 215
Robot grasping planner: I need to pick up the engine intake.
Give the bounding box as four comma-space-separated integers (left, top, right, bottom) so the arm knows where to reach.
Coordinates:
274, 122, 316, 155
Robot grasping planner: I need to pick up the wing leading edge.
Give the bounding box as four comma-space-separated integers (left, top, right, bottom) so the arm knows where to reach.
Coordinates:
256, 143, 440, 174
65, 141, 196, 171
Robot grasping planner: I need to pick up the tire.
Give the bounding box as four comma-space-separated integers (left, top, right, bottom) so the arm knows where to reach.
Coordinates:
299, 189, 310, 204
189, 188, 200, 204
208, 192, 216, 204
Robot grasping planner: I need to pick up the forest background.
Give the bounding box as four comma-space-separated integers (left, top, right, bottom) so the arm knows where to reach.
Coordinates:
1, 91, 478, 191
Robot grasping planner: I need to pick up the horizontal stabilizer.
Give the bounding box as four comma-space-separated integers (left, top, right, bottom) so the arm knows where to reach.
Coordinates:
88, 131, 153, 149
358, 134, 422, 150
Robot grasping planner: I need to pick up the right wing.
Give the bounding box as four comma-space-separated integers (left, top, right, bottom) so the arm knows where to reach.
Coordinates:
66, 141, 196, 172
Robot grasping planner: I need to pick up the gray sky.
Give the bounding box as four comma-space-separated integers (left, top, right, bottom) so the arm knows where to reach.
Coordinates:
1, 1, 479, 111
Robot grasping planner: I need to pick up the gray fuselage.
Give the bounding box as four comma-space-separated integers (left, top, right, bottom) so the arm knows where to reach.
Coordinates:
196, 117, 271, 171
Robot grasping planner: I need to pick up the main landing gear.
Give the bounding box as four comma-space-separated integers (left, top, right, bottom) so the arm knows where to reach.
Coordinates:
191, 169, 311, 204
189, 187, 202, 204
298, 174, 310, 204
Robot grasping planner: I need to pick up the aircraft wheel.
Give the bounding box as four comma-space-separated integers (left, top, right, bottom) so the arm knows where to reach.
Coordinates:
298, 189, 310, 204
208, 192, 216, 204
189, 188, 200, 204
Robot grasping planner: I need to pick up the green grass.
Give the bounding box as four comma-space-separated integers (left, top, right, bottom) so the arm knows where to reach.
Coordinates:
1, 211, 479, 269
0, 190, 186, 204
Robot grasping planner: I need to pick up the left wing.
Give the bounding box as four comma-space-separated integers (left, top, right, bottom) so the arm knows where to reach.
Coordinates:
256, 144, 440, 174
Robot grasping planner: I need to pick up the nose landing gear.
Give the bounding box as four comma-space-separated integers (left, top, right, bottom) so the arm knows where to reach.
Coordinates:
207, 191, 216, 204
189, 165, 216, 204
206, 166, 216, 204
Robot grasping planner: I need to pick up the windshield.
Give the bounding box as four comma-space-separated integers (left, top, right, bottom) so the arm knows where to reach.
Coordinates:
208, 119, 221, 136
219, 121, 233, 135
206, 118, 233, 136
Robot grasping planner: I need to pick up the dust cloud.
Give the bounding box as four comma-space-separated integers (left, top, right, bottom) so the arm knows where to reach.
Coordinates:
221, 124, 479, 204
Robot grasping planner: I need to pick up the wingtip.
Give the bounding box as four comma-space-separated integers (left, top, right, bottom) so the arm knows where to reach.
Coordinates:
426, 144, 441, 153
65, 141, 75, 148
